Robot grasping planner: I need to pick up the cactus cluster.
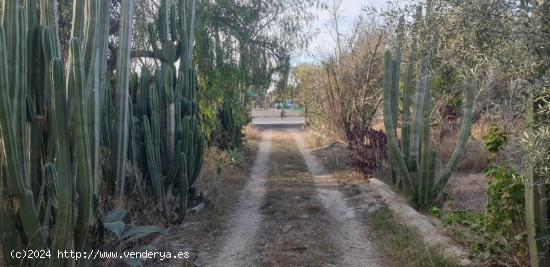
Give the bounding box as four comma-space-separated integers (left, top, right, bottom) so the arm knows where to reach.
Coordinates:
383, 6, 475, 208
0, 0, 133, 265
128, 0, 204, 220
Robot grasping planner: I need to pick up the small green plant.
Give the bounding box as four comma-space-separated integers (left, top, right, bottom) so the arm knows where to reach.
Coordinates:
430, 206, 442, 218
225, 148, 246, 166
482, 124, 508, 155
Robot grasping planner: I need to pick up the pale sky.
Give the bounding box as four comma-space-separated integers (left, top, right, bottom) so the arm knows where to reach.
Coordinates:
293, 0, 389, 65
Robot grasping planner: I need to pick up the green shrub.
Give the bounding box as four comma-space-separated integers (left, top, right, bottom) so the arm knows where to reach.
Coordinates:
484, 166, 525, 236
215, 101, 251, 150
444, 166, 527, 265
482, 124, 508, 154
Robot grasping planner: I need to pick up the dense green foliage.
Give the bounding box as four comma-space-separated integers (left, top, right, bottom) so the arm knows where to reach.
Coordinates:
482, 124, 508, 155
215, 101, 249, 149
188, 0, 315, 149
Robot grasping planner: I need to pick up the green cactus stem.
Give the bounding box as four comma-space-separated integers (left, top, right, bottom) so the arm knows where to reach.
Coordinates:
112, 0, 135, 203
382, 5, 475, 207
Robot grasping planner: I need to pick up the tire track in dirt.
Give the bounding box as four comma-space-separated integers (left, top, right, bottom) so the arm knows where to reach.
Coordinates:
290, 130, 382, 267
254, 130, 337, 266
209, 130, 273, 266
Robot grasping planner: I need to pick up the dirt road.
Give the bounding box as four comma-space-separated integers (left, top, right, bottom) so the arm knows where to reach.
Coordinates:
202, 124, 382, 266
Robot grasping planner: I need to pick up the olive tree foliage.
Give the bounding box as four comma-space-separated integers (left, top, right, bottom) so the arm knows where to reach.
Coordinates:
193, 0, 317, 94
520, 1, 550, 266
415, 0, 543, 118
190, 0, 318, 146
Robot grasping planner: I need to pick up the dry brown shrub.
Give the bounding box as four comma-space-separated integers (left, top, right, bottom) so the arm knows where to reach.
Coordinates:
244, 124, 262, 141
435, 135, 490, 173
195, 147, 229, 198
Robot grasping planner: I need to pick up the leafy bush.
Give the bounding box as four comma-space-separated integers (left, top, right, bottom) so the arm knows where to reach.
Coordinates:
482, 124, 508, 154
444, 166, 527, 265
484, 167, 525, 236
214, 101, 251, 150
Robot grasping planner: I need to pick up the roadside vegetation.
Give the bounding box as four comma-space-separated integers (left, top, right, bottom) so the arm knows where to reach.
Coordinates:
297, 0, 549, 266
0, 0, 548, 266
0, 0, 313, 266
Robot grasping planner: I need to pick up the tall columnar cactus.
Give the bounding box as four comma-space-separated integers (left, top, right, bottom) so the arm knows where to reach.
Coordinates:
112, 0, 135, 204
383, 6, 475, 208
131, 0, 203, 219
0, 0, 134, 265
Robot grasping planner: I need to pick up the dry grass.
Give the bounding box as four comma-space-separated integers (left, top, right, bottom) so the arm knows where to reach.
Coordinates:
194, 142, 259, 224
436, 116, 526, 174
471, 116, 525, 140
368, 208, 460, 267
244, 124, 262, 141
306, 130, 333, 148
435, 135, 490, 173
443, 173, 488, 212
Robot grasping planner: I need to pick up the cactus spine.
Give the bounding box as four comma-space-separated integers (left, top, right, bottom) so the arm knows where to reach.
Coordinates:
383, 6, 475, 208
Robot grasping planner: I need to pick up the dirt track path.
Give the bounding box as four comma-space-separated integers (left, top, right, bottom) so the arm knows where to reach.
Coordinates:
206, 129, 381, 266
210, 130, 273, 266
290, 130, 381, 266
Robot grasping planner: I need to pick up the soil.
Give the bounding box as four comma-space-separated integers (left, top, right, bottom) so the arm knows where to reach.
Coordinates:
290, 130, 382, 266
147, 125, 470, 267
195, 128, 384, 266
145, 140, 260, 266
254, 130, 337, 266
207, 130, 273, 266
